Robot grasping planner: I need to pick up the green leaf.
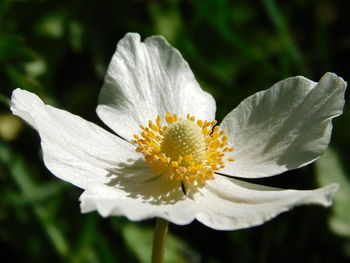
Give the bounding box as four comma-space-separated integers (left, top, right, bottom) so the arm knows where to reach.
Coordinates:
316, 147, 350, 238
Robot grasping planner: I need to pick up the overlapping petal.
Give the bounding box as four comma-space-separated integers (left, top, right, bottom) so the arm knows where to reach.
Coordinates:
80, 167, 197, 224
11, 89, 140, 189
97, 33, 216, 141
80, 171, 338, 230
220, 73, 346, 178
191, 176, 338, 230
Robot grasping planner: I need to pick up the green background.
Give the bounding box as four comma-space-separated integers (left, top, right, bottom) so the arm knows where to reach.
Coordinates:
0, 0, 349, 262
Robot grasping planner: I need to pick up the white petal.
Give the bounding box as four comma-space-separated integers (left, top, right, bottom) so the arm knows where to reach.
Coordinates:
220, 73, 346, 178
80, 164, 197, 224
11, 88, 140, 189
97, 33, 216, 141
191, 175, 338, 230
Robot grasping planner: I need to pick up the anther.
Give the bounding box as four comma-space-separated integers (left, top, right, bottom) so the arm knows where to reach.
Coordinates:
131, 113, 234, 184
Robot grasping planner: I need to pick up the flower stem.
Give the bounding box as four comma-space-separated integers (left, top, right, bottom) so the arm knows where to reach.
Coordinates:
152, 218, 169, 263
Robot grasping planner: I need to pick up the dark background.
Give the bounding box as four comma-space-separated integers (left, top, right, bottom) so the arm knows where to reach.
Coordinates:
0, 0, 349, 262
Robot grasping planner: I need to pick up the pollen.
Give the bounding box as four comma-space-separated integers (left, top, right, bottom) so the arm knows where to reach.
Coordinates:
131, 113, 234, 184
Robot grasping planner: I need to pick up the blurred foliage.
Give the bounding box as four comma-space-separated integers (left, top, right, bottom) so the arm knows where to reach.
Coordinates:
0, 0, 349, 262
316, 148, 350, 238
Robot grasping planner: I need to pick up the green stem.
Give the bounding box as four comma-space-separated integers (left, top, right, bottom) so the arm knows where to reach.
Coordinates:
152, 218, 169, 263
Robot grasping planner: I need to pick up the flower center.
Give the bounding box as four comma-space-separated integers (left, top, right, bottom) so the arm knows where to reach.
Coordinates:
161, 119, 206, 163
131, 113, 234, 184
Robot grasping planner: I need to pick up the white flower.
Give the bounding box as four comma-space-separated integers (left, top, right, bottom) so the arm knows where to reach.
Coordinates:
11, 33, 346, 230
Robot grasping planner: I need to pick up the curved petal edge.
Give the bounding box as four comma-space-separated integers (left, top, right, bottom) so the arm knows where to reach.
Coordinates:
10, 88, 139, 189
192, 176, 338, 230
97, 32, 216, 141
220, 72, 347, 178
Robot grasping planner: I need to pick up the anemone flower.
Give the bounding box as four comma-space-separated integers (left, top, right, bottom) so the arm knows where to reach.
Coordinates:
11, 33, 346, 262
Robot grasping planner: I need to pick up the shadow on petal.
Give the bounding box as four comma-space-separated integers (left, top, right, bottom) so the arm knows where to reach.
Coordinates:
105, 158, 187, 205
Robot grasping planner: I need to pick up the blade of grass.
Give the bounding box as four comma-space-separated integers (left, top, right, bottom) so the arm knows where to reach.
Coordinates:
5, 181, 66, 206
193, 0, 262, 61
0, 0, 11, 28
0, 140, 70, 258
95, 232, 119, 263
261, 0, 309, 74
0, 94, 10, 107
192, 0, 276, 73
71, 214, 101, 263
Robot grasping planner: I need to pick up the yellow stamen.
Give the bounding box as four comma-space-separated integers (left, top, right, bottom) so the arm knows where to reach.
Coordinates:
132, 113, 234, 184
